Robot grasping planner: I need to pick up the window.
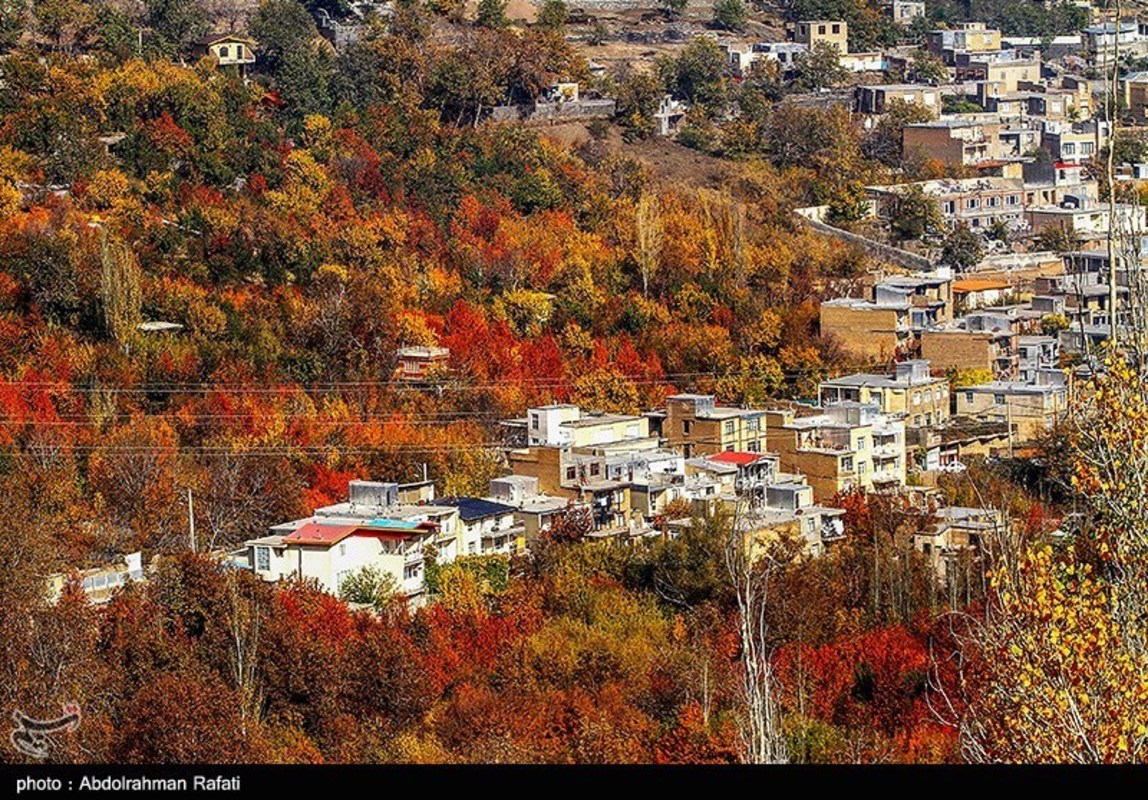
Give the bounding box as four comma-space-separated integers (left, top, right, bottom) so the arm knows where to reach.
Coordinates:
218, 46, 230, 59
858, 461, 868, 475
468, 542, 477, 554
804, 517, 816, 533
926, 412, 933, 425
966, 391, 974, 403
724, 420, 735, 435
590, 462, 600, 477
339, 543, 346, 557
683, 420, 692, 435
255, 546, 270, 571
967, 198, 980, 210
531, 414, 539, 430
725, 444, 734, 451
1082, 142, 1095, 155
831, 24, 840, 33
1062, 143, 1075, 155
857, 436, 867, 451
912, 392, 921, 406
914, 415, 922, 426
994, 393, 1006, 405
748, 440, 760, 453
988, 196, 1000, 207
842, 456, 854, 472
943, 200, 955, 214
819, 24, 826, 34
404, 563, 421, 581
746, 418, 760, 432
565, 466, 576, 481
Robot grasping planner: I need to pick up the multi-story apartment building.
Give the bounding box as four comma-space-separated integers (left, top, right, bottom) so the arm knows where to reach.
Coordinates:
821, 272, 954, 360
901, 120, 1001, 168
956, 55, 1041, 93
1042, 120, 1107, 165
1083, 21, 1148, 69
664, 394, 768, 458
913, 505, 1004, 582
954, 370, 1069, 443
1026, 198, 1146, 241
921, 322, 1017, 380
1124, 71, 1148, 123
525, 404, 650, 448
887, 0, 925, 26
1022, 161, 1097, 209
927, 22, 1002, 65
854, 84, 941, 115
868, 178, 1024, 229
819, 360, 951, 429
765, 402, 907, 500
1016, 335, 1060, 382
439, 497, 524, 556
794, 20, 848, 52
247, 479, 463, 603
739, 481, 847, 558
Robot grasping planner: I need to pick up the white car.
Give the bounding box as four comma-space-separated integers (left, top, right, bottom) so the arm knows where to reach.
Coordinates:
937, 461, 967, 473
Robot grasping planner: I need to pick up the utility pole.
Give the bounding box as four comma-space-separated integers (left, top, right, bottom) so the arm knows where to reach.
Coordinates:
1006, 396, 1014, 459
1107, 0, 1122, 346
188, 488, 196, 553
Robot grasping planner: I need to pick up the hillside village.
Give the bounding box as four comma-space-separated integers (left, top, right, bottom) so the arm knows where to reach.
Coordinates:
50, 0, 1124, 608
8, 0, 1148, 767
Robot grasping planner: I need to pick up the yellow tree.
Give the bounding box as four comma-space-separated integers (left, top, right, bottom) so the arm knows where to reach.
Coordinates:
99, 231, 142, 353
633, 192, 664, 298
957, 545, 1148, 763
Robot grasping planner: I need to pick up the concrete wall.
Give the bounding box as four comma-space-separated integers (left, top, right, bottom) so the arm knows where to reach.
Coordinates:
487, 99, 617, 124
797, 213, 934, 272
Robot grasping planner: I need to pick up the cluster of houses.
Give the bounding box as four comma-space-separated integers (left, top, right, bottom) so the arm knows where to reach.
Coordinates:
227, 344, 1065, 604
713, 14, 1148, 282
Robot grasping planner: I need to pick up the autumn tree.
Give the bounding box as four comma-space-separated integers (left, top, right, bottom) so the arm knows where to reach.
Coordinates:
953, 545, 1148, 762
657, 37, 728, 111
712, 0, 748, 31
0, 0, 25, 49
723, 508, 793, 763
633, 193, 664, 297
536, 0, 568, 31
793, 42, 847, 92
99, 232, 142, 353
339, 565, 400, 612
939, 222, 984, 271
890, 184, 942, 241
476, 0, 508, 28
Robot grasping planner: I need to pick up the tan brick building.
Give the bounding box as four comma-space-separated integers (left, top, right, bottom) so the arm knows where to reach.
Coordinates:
819, 360, 951, 430
819, 300, 909, 361
795, 20, 848, 53
765, 403, 906, 501
920, 328, 1017, 379
664, 394, 767, 458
